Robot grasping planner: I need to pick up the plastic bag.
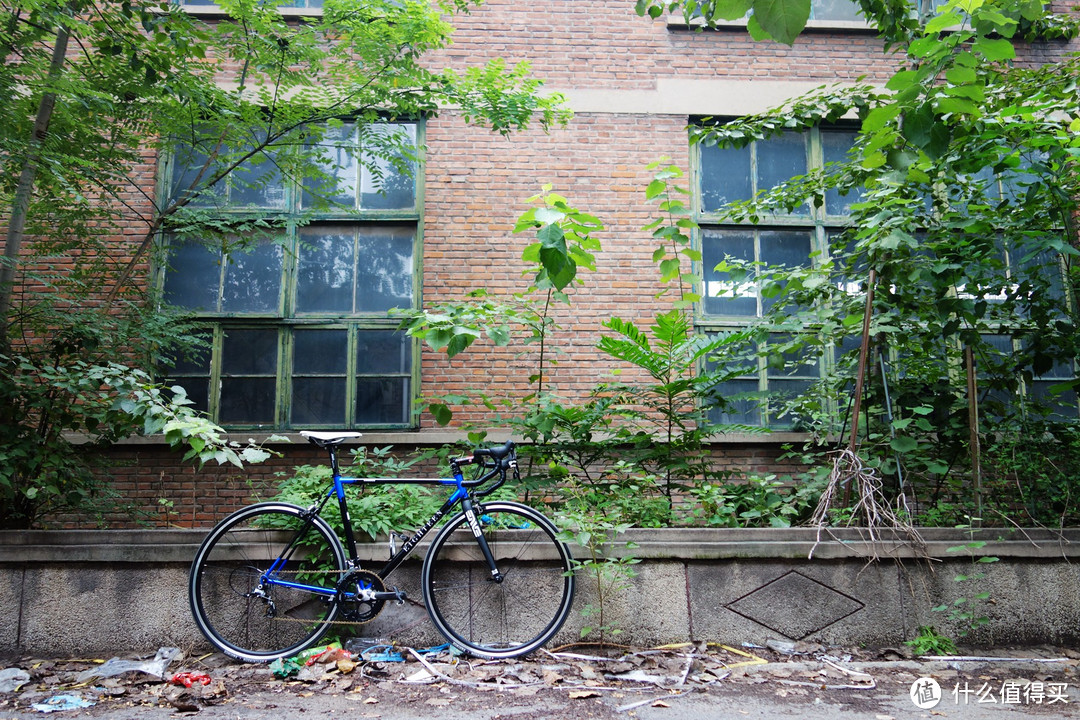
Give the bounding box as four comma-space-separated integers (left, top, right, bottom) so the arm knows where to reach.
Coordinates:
75, 647, 182, 683
0, 668, 30, 693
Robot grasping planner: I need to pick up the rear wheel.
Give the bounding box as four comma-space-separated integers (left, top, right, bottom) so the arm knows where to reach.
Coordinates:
421, 501, 575, 659
189, 503, 346, 662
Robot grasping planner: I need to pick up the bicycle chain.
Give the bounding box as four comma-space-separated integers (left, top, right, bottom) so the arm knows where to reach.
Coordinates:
253, 567, 424, 627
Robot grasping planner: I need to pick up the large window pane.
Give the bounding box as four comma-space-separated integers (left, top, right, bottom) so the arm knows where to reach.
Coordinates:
357, 226, 414, 312
297, 227, 356, 313
358, 330, 411, 374
757, 133, 808, 215
703, 229, 756, 316
296, 225, 414, 314
163, 238, 221, 310
361, 123, 417, 210
170, 143, 225, 208
293, 329, 349, 425
708, 379, 761, 426
821, 129, 862, 216
760, 230, 813, 312
302, 122, 417, 211
164, 337, 213, 414
700, 143, 751, 212
292, 377, 346, 426
221, 238, 284, 314
220, 329, 278, 425
303, 123, 360, 209
229, 149, 286, 209
811, 0, 862, 21
356, 378, 409, 425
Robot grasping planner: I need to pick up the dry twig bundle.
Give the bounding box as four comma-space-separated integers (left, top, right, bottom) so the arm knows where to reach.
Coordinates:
808, 447, 926, 561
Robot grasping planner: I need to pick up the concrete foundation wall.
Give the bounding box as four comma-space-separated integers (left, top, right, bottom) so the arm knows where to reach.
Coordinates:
2, 528, 1079, 656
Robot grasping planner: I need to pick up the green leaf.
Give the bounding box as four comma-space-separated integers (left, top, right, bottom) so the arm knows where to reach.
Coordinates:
750, 0, 811, 46
890, 436, 919, 453
973, 36, 1015, 61
429, 403, 453, 426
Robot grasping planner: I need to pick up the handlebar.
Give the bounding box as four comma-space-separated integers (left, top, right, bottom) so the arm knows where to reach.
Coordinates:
452, 439, 515, 469
452, 440, 516, 496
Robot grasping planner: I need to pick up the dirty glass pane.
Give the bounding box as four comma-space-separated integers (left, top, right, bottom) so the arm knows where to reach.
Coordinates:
164, 337, 213, 414
170, 144, 225, 207
220, 329, 278, 425
302, 123, 359, 210
219, 378, 276, 424
702, 229, 756, 316
221, 239, 284, 314
757, 133, 808, 215
707, 379, 761, 426
700, 142, 751, 212
766, 334, 821, 379
229, 148, 286, 209
356, 226, 414, 312
811, 0, 862, 21
222, 329, 277, 375
355, 378, 409, 425
292, 378, 346, 426
360, 124, 417, 210
296, 227, 355, 314
760, 230, 812, 312
294, 329, 348, 374
357, 330, 411, 374
766, 378, 814, 426
292, 330, 348, 426
821, 129, 862, 215
163, 238, 221, 311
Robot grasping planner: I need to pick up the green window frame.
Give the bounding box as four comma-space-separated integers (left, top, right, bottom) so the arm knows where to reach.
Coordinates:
695, 126, 1076, 428
160, 120, 422, 431
695, 126, 860, 428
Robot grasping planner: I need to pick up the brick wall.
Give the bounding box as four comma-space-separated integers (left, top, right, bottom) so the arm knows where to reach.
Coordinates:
22, 0, 1080, 527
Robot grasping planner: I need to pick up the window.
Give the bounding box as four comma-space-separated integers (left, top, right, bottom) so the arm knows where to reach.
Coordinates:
162, 121, 420, 430
695, 126, 1076, 428
696, 127, 859, 427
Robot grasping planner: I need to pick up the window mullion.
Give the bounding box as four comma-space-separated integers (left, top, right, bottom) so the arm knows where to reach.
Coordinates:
346, 325, 358, 429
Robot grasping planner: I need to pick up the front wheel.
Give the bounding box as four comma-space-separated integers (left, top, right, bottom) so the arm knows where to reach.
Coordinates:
189, 503, 346, 663
421, 501, 575, 659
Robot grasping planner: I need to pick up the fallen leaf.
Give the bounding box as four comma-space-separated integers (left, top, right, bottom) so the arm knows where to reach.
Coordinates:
569, 689, 600, 699
652, 700, 671, 707
363, 697, 379, 704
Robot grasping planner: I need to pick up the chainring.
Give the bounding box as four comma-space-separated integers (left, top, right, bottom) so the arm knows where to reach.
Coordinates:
338, 569, 387, 623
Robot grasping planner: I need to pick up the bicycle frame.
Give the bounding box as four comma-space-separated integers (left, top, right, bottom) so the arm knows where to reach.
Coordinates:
262, 442, 507, 599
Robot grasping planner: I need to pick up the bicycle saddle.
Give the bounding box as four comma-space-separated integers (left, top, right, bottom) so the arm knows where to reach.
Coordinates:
300, 430, 363, 447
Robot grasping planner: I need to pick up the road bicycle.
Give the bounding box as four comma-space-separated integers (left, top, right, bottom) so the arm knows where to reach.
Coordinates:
188, 431, 575, 663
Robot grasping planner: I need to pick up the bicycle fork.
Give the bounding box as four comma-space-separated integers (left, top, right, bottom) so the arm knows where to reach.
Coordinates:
461, 497, 503, 583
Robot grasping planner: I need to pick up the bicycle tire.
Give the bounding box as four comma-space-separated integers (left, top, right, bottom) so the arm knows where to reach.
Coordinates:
421, 501, 575, 659
189, 502, 346, 663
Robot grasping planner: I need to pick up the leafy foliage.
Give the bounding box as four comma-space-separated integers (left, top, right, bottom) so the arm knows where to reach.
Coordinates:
683, 0, 1080, 526
0, 308, 273, 528
266, 446, 444, 543
0, 0, 573, 526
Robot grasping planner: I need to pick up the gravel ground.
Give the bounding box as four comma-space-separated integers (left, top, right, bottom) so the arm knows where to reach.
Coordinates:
3, 642, 1079, 719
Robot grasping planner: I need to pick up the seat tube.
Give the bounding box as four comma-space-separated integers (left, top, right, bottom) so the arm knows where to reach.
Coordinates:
461, 496, 502, 582
327, 444, 358, 560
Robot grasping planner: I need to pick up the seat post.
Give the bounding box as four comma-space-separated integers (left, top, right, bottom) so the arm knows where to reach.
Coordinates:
326, 443, 342, 478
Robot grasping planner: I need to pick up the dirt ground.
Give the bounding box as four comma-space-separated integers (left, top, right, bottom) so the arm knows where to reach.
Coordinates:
3, 642, 1080, 719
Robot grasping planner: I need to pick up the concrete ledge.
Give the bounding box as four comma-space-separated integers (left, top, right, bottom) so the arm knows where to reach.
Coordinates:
2, 527, 1079, 655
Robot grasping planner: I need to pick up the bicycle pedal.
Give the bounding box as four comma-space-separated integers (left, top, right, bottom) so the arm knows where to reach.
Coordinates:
372, 588, 407, 605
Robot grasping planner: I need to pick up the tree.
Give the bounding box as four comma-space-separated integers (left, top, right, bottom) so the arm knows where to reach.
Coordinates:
644, 0, 1080, 525
0, 0, 569, 527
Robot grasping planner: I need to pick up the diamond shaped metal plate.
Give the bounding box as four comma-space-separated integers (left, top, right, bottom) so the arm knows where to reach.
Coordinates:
725, 570, 865, 639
